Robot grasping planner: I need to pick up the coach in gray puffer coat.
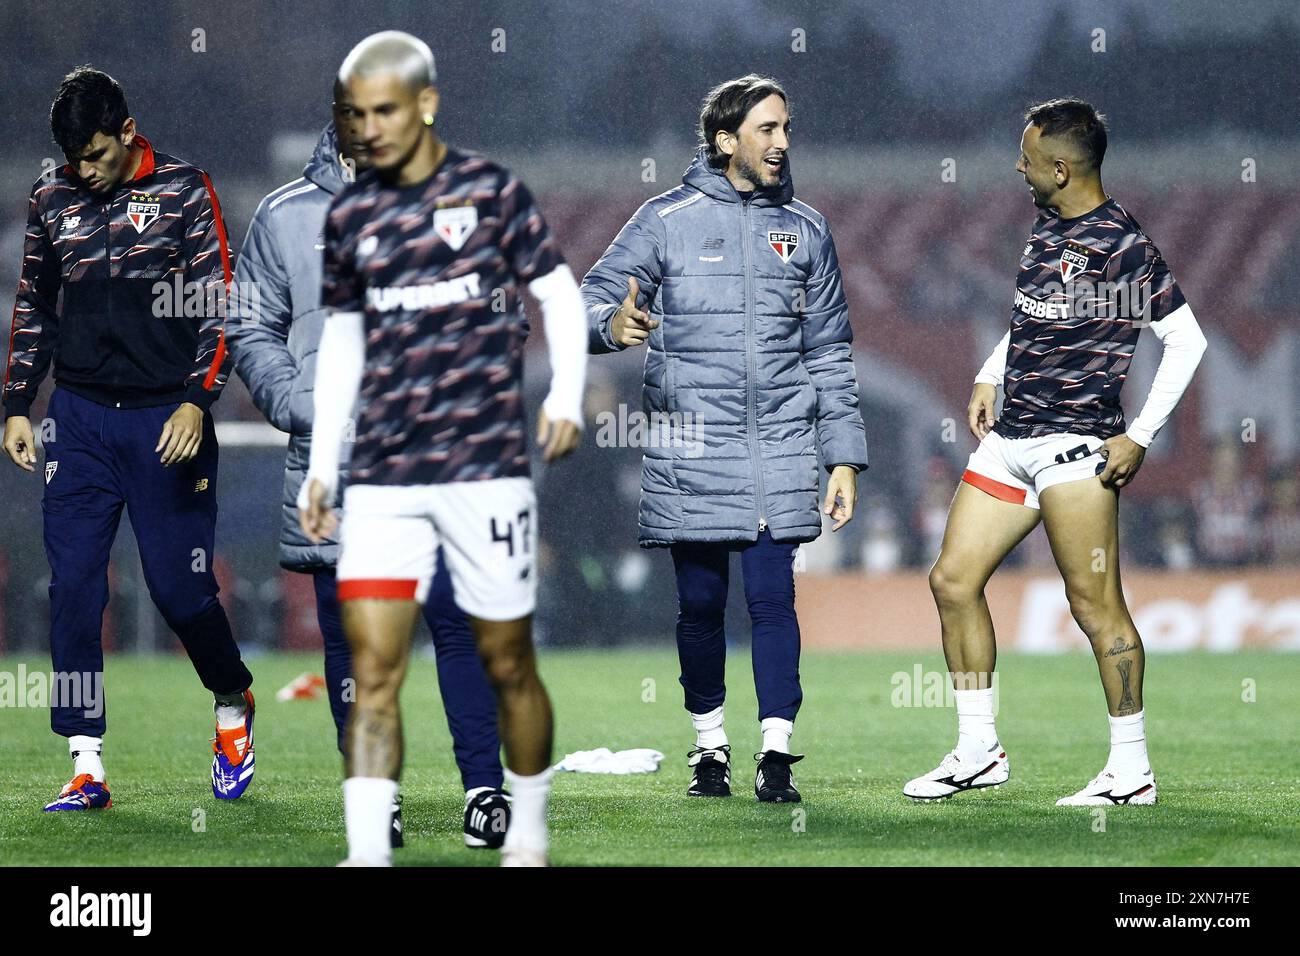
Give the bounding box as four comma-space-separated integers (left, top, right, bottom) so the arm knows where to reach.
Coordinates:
226, 125, 346, 570
582, 147, 869, 548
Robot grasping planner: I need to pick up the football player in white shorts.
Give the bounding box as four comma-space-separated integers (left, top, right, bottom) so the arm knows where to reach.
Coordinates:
903, 98, 1207, 806
298, 32, 586, 866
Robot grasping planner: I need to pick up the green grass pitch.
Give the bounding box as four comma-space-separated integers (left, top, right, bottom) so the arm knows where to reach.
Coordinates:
1, 649, 1297, 866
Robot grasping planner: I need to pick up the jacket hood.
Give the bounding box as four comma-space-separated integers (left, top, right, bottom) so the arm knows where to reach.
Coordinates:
303, 123, 348, 195
681, 146, 793, 206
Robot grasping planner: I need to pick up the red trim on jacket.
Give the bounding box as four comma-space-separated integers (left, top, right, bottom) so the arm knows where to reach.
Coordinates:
199, 171, 232, 391
202, 330, 227, 391
2, 303, 19, 394
199, 171, 232, 289
128, 135, 156, 182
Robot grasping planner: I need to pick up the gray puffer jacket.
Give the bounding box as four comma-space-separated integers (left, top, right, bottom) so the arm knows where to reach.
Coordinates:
582, 149, 869, 548
226, 125, 347, 571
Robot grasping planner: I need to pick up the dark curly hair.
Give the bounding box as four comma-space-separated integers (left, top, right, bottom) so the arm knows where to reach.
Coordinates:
50, 66, 129, 156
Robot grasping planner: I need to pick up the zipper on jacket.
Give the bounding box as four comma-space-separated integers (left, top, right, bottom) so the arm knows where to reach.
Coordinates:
103, 200, 119, 404
741, 197, 767, 533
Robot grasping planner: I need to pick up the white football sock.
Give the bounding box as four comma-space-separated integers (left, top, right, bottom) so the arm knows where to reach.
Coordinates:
69, 735, 105, 781
343, 777, 397, 866
953, 687, 999, 763
502, 767, 551, 856
214, 692, 248, 730
760, 717, 793, 754
1105, 710, 1149, 777
691, 706, 727, 749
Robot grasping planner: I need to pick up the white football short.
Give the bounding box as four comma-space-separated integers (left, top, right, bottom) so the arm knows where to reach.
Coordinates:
962, 430, 1107, 510
336, 477, 536, 620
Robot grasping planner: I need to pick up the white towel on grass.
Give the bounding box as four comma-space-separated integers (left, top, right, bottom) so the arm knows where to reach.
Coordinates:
553, 748, 665, 774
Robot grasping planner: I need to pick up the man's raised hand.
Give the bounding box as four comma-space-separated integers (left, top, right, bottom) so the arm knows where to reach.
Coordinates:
610, 276, 658, 347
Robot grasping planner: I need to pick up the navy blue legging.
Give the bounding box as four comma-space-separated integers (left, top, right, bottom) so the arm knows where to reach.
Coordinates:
43, 388, 252, 738
313, 561, 503, 792
670, 529, 803, 722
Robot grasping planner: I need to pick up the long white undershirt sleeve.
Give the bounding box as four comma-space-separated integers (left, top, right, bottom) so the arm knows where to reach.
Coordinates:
974, 330, 1010, 386
298, 310, 364, 510
528, 264, 587, 428
1126, 302, 1207, 448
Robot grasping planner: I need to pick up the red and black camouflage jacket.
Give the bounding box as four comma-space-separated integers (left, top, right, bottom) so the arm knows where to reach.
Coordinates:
3, 134, 232, 419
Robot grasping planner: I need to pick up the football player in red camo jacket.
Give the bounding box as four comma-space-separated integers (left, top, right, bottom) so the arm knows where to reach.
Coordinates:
1, 68, 255, 810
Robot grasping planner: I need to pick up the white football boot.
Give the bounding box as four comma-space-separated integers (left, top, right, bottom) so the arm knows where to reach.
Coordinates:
1056, 768, 1157, 806
903, 745, 1010, 801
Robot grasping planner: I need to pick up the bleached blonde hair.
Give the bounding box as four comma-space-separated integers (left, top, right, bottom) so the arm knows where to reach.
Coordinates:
338, 31, 437, 92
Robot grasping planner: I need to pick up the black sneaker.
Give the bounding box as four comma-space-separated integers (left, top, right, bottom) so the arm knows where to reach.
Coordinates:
464, 789, 511, 849
754, 751, 804, 803
687, 745, 732, 797
390, 794, 404, 849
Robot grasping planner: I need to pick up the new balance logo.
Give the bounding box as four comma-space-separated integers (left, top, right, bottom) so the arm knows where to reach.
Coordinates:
194, 478, 209, 492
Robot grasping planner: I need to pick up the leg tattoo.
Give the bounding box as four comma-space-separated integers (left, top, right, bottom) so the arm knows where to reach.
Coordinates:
1105, 636, 1138, 658
348, 707, 402, 779
1115, 658, 1137, 716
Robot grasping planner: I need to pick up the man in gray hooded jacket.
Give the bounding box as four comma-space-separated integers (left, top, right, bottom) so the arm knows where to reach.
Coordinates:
225, 95, 508, 848
582, 75, 868, 802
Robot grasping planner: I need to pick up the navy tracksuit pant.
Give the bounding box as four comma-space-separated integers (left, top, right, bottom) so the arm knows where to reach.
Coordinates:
42, 388, 252, 738
670, 529, 803, 722
313, 561, 503, 793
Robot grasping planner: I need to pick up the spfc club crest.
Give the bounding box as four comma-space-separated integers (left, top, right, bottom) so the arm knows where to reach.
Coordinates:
45, 461, 58, 484
127, 194, 162, 233
1059, 244, 1089, 282
768, 230, 798, 263
433, 204, 478, 252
